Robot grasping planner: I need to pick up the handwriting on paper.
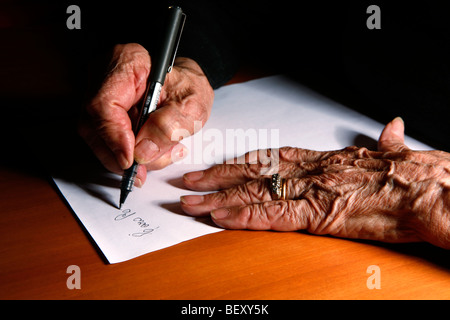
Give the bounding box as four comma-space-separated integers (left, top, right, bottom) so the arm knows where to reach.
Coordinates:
114, 209, 159, 237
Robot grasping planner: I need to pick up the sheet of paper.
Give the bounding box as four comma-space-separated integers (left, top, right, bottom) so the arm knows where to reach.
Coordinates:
52, 75, 432, 263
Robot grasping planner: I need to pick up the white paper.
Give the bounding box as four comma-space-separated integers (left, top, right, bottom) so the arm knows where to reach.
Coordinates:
52, 76, 432, 263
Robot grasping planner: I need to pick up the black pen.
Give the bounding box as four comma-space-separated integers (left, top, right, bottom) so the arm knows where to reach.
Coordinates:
119, 6, 186, 209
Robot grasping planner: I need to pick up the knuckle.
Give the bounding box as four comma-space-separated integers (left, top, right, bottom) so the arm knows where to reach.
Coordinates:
232, 185, 252, 204
355, 147, 371, 158
209, 190, 228, 207
112, 43, 149, 66
151, 110, 183, 142
180, 89, 212, 121
263, 201, 299, 231
284, 201, 305, 229
239, 180, 267, 203
211, 164, 235, 178
184, 100, 210, 126
107, 44, 150, 86
236, 206, 254, 228
243, 163, 265, 179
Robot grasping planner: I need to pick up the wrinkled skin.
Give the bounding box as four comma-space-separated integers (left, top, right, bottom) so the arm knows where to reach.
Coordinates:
181, 118, 450, 249
77, 43, 449, 249
78, 43, 214, 186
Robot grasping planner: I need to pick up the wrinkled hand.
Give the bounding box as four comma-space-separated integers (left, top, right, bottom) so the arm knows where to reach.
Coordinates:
78, 43, 214, 186
181, 118, 450, 249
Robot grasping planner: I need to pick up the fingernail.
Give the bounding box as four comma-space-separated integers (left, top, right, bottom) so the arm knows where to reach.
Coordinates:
391, 117, 404, 135
180, 195, 204, 205
183, 170, 204, 182
117, 151, 130, 170
134, 139, 160, 164
134, 177, 143, 188
211, 208, 230, 220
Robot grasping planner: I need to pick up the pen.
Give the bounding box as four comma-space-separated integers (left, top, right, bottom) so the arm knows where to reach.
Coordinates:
119, 6, 186, 209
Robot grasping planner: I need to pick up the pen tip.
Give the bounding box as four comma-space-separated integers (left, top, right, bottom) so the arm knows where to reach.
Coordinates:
119, 190, 130, 210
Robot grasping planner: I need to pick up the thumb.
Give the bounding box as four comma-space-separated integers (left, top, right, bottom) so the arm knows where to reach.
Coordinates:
377, 117, 410, 152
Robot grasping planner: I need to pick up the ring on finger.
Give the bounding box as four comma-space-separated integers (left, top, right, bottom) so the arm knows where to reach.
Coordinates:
270, 173, 286, 200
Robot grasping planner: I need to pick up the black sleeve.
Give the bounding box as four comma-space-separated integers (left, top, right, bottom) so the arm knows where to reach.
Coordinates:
81, 0, 243, 90
175, 1, 242, 89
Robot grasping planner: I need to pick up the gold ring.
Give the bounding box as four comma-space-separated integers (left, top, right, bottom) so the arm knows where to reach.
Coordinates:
271, 174, 286, 200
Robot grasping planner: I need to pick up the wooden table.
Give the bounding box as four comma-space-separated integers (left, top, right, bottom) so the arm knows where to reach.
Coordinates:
1, 158, 450, 301
1, 22, 449, 303
1, 87, 450, 303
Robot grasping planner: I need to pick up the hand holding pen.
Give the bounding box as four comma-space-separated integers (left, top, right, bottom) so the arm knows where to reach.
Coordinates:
78, 7, 215, 205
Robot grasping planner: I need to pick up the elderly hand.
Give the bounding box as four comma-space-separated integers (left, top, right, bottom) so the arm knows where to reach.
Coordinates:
181, 118, 450, 249
78, 43, 214, 186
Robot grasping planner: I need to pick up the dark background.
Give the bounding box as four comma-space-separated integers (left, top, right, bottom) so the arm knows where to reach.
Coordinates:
1, 0, 449, 178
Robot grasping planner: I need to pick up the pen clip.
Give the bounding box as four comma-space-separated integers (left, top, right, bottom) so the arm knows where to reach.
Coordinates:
167, 12, 186, 73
